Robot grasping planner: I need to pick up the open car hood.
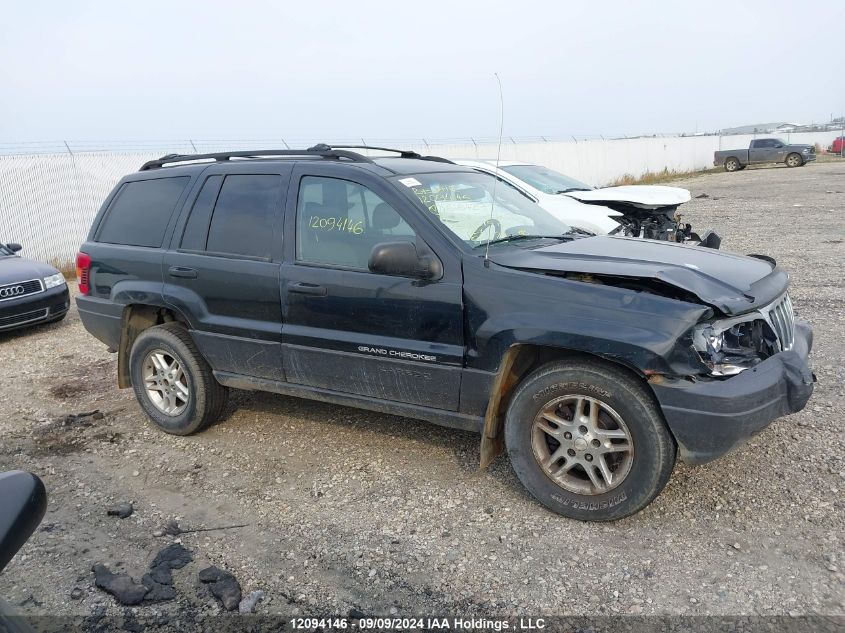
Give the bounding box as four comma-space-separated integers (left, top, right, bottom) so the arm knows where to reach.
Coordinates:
489, 236, 788, 316
565, 185, 692, 209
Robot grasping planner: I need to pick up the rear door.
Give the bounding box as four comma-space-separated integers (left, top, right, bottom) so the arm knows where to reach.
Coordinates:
164, 164, 290, 381
748, 139, 769, 163
279, 163, 464, 410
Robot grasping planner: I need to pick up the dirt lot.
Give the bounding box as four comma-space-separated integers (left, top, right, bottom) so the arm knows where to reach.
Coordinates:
1, 160, 843, 625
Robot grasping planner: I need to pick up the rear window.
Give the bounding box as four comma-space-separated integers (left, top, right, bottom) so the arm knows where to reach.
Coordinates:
97, 177, 190, 247
205, 175, 283, 258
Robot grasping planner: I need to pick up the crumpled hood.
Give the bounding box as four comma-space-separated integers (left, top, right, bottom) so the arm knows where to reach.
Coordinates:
564, 185, 691, 209
490, 235, 789, 316
0, 256, 59, 285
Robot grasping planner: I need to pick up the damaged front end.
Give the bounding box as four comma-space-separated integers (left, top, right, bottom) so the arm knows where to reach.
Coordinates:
608, 203, 721, 249
654, 291, 814, 465
692, 293, 794, 376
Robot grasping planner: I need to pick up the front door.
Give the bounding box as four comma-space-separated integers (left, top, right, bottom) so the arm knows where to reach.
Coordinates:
164, 165, 290, 381
280, 164, 464, 410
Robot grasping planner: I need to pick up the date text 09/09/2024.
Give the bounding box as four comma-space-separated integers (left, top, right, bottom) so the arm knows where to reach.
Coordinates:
290, 617, 546, 630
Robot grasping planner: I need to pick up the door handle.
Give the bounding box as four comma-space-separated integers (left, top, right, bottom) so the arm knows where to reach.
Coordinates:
289, 282, 327, 296
168, 266, 198, 279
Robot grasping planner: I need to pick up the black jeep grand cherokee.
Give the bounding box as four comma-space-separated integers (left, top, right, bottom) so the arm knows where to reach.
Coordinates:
76, 145, 814, 521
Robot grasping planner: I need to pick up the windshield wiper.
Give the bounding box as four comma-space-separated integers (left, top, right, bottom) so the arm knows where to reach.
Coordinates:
473, 234, 570, 249
554, 187, 592, 194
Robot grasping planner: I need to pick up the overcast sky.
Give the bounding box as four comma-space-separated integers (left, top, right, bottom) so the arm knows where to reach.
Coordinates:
2, 0, 844, 144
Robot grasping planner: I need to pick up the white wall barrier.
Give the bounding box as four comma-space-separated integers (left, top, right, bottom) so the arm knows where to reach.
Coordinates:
1, 131, 840, 266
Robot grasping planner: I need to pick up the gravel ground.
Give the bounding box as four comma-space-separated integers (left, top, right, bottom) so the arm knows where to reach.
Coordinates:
1, 160, 843, 625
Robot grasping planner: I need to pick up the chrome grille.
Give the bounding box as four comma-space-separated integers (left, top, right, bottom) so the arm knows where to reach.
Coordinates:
0, 278, 44, 302
764, 293, 795, 351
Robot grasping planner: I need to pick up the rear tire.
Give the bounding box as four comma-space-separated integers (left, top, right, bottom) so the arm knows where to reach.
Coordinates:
129, 323, 228, 435
785, 153, 803, 168
724, 157, 741, 172
504, 360, 676, 521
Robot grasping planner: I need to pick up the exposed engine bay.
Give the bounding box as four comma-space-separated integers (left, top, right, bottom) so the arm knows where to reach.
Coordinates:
596, 202, 720, 248
564, 186, 721, 248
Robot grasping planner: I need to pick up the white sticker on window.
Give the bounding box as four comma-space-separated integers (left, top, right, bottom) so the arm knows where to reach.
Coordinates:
398, 177, 422, 188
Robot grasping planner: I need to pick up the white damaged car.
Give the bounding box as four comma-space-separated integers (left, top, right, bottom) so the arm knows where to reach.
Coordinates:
456, 159, 720, 248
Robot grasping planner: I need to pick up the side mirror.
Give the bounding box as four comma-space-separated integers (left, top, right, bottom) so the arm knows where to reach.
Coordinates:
6, 243, 22, 253
368, 241, 441, 279
0, 471, 47, 573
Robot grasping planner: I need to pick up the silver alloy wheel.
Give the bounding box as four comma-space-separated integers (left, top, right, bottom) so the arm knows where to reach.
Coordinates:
142, 350, 189, 416
786, 153, 802, 167
531, 395, 634, 495
725, 158, 739, 172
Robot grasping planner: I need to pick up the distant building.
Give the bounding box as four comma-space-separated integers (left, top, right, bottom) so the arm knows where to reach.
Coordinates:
719, 122, 802, 135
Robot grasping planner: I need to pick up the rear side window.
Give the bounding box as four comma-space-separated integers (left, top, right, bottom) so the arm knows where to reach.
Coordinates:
181, 175, 223, 251
205, 175, 282, 258
97, 177, 190, 247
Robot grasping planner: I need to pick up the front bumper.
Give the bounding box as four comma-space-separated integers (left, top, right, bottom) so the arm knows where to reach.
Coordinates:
0, 284, 70, 332
804, 153, 817, 162
651, 320, 814, 465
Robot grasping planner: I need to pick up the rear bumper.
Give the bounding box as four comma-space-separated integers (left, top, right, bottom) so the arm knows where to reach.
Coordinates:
651, 320, 815, 465
76, 295, 123, 349
0, 285, 70, 332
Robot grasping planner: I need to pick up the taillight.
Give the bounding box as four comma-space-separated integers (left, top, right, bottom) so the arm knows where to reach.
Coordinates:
76, 252, 91, 295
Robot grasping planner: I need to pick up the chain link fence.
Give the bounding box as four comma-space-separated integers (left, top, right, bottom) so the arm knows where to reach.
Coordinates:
2, 131, 842, 269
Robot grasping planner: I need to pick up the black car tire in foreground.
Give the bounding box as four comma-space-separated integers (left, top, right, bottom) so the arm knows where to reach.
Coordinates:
505, 359, 676, 521
75, 145, 815, 521
0, 243, 70, 333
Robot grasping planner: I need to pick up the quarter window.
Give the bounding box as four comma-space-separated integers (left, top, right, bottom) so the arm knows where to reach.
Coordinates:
205, 175, 283, 258
296, 176, 415, 269
97, 177, 190, 247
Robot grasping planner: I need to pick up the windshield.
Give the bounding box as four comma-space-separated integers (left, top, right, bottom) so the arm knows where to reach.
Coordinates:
500, 164, 593, 194
398, 171, 573, 248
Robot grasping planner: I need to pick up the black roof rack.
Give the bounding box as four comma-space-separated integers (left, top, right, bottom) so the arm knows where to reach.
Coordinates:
139, 147, 375, 171
311, 144, 454, 164
139, 144, 454, 171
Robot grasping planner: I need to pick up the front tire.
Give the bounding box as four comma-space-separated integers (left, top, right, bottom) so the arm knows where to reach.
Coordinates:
129, 323, 228, 435
504, 360, 675, 521
785, 153, 803, 168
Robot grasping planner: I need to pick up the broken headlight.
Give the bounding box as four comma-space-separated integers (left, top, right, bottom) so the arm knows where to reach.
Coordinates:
693, 316, 779, 377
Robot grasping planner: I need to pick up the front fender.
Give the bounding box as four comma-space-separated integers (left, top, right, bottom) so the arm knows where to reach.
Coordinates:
464, 260, 710, 377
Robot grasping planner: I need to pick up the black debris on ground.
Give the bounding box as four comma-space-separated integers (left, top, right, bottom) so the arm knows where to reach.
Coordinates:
198, 565, 243, 611
695, 192, 709, 198
92, 564, 148, 606
197, 566, 223, 583
107, 502, 134, 519
150, 543, 193, 570
141, 576, 176, 603
92, 544, 194, 605
142, 543, 193, 602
